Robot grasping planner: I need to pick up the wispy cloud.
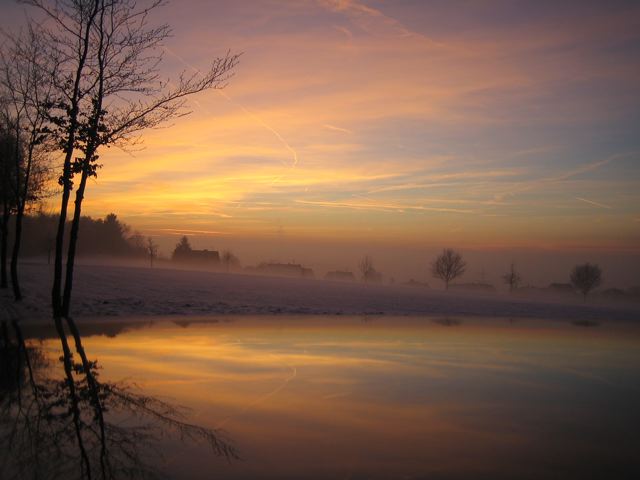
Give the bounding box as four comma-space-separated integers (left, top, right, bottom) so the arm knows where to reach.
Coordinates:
217, 90, 299, 168
151, 228, 230, 236
495, 152, 639, 201
163, 45, 299, 169
323, 124, 353, 134
318, 0, 443, 46
574, 197, 612, 209
366, 169, 526, 195
296, 199, 474, 214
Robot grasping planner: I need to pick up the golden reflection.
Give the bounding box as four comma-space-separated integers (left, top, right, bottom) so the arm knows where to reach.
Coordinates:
30, 317, 640, 479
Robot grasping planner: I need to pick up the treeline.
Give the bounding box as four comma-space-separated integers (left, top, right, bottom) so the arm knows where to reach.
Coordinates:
8, 212, 146, 259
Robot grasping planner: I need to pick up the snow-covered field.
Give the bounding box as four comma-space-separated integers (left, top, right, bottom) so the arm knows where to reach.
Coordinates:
1, 261, 636, 323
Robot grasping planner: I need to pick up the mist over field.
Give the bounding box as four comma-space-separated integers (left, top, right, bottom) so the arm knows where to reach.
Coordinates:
147, 233, 639, 288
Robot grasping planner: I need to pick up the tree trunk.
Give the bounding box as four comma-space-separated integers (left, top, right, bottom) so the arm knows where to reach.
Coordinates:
10, 204, 24, 301
61, 166, 89, 318
10, 124, 24, 301
52, 171, 72, 318
1, 207, 9, 289
51, 0, 100, 319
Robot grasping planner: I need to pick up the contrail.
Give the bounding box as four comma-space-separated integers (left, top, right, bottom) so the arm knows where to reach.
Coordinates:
217, 90, 299, 169
215, 354, 297, 429
323, 123, 352, 134
575, 197, 612, 209
163, 45, 299, 169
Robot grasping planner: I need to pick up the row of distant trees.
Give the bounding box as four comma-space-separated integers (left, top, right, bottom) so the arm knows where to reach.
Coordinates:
430, 248, 602, 300
6, 211, 152, 260
356, 248, 604, 301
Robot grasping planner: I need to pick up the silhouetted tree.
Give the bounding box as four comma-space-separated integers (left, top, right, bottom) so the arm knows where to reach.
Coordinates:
18, 0, 239, 320
432, 248, 466, 290
358, 255, 381, 283
128, 231, 146, 254
570, 263, 602, 301
1, 24, 54, 301
4, 212, 145, 258
172, 236, 192, 260
502, 262, 521, 293
147, 237, 158, 268
221, 249, 240, 272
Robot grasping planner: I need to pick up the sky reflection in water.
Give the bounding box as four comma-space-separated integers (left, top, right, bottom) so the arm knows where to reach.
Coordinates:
30, 316, 640, 479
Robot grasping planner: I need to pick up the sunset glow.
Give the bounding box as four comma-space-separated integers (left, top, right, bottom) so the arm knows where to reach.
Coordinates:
2, 1, 639, 254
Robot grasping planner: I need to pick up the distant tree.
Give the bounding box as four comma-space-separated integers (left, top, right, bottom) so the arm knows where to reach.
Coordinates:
358, 255, 381, 283
128, 231, 146, 254
147, 237, 158, 268
570, 263, 602, 301
221, 250, 240, 272
432, 248, 466, 290
502, 262, 521, 293
172, 236, 192, 260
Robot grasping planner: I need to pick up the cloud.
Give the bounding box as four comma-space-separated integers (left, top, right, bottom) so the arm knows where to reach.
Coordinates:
495, 152, 639, 201
323, 124, 353, 134
574, 197, 612, 210
217, 90, 299, 168
317, 0, 442, 45
152, 228, 230, 236
296, 199, 474, 214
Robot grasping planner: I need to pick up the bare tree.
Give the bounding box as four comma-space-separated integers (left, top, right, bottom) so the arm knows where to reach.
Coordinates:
221, 249, 240, 273
358, 254, 381, 283
502, 262, 521, 293
431, 248, 466, 290
146, 236, 158, 268
570, 263, 602, 301
0, 24, 55, 301
19, 0, 239, 319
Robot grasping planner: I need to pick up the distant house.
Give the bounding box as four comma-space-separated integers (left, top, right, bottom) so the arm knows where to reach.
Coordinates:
173, 248, 220, 265
449, 283, 496, 293
402, 279, 429, 288
546, 283, 575, 295
325, 270, 356, 282
601, 288, 626, 300
628, 286, 640, 300
171, 236, 220, 266
253, 262, 315, 278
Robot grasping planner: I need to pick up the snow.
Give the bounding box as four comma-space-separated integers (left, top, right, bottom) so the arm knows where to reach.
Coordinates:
3, 261, 639, 323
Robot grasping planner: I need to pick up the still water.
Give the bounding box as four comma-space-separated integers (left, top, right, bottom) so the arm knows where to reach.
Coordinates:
5, 316, 640, 479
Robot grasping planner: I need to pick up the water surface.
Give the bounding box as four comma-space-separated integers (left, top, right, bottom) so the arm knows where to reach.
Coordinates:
14, 316, 640, 479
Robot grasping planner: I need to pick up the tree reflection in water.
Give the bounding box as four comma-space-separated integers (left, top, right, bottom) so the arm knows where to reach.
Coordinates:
0, 320, 238, 479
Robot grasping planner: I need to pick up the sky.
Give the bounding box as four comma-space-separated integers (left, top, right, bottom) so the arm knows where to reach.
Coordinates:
2, 0, 640, 284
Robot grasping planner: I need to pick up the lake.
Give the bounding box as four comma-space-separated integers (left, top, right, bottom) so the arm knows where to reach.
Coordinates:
4, 315, 640, 479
